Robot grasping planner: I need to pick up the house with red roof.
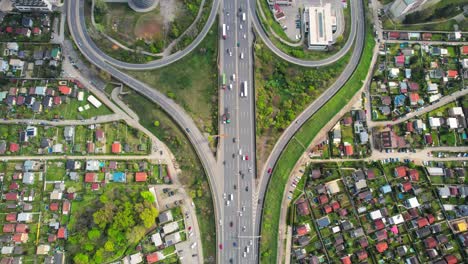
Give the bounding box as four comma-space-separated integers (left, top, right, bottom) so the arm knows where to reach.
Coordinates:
15, 224, 27, 233
5, 26, 13, 33
84, 173, 98, 183
406, 122, 414, 132
146, 252, 162, 264
95, 129, 105, 142
400, 182, 412, 192
135, 172, 148, 182
422, 33, 432, 41
32, 27, 41, 35
57, 227, 67, 239
394, 166, 407, 177
340, 256, 351, 264
91, 183, 100, 191
323, 205, 332, 214
408, 82, 419, 91
444, 254, 458, 264
376, 241, 388, 253
49, 203, 59, 211
424, 237, 438, 249
356, 250, 368, 261
48, 234, 57, 242
62, 200, 70, 215
447, 70, 458, 79
3, 224, 15, 233
427, 214, 435, 224
425, 134, 433, 145
374, 219, 385, 230
408, 169, 419, 181
12, 233, 28, 243
53, 96, 61, 105
87, 142, 95, 153
9, 182, 19, 190
5, 192, 18, 201
6, 213, 17, 222
331, 201, 340, 211
296, 224, 311, 236
111, 142, 122, 153
461, 46, 468, 56
318, 194, 329, 205
58, 86, 71, 95
417, 217, 429, 228
375, 229, 388, 241
409, 93, 420, 106
344, 144, 353, 156
9, 142, 19, 153
388, 32, 400, 40
395, 55, 405, 67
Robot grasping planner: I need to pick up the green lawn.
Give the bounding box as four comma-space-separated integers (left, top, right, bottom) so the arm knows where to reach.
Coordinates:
126, 22, 218, 137
259, 21, 375, 263
121, 92, 216, 262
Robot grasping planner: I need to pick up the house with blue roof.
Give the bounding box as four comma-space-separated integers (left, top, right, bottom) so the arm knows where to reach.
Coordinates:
394, 95, 406, 107
380, 184, 392, 194
317, 216, 330, 228
113, 172, 126, 183
35, 86, 46, 96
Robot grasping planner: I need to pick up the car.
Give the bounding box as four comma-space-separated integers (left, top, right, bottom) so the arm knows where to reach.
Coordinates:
249, 240, 253, 246
229, 83, 233, 90
267, 168, 272, 174
232, 153, 235, 158
230, 221, 233, 227
219, 244, 223, 250
242, 226, 246, 232
233, 242, 237, 247
245, 155, 249, 160
237, 42, 240, 47
243, 34, 246, 39
243, 252, 247, 258
185, 128, 191, 133
240, 24, 242, 29
245, 186, 249, 192
232, 74, 236, 81
192, 254, 198, 257
233, 185, 237, 190
188, 226, 192, 231
226, 200, 230, 206
191, 242, 197, 249
233, 137, 236, 143
242, 206, 245, 211
229, 258, 233, 263
240, 52, 244, 59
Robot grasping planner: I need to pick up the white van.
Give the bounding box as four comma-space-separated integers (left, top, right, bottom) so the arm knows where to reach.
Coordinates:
232, 74, 236, 81
229, 194, 234, 201
240, 52, 244, 59
191, 242, 197, 249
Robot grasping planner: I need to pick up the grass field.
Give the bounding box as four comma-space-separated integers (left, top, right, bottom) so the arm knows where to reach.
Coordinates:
259, 21, 375, 263
126, 23, 218, 136
121, 91, 216, 262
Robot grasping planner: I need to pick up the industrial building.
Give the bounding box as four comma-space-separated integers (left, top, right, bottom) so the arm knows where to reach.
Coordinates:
389, 0, 433, 19
303, 3, 336, 50
13, 0, 53, 12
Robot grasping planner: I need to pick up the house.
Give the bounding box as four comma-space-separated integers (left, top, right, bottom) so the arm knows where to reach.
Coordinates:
86, 160, 100, 171
6, 42, 19, 53
17, 213, 33, 223
388, 32, 399, 40
112, 172, 126, 183
444, 255, 458, 264
58, 85, 71, 95
400, 182, 412, 192
50, 47, 61, 60
370, 209, 383, 220
6, 213, 17, 222
22, 172, 34, 185
37, 245, 51, 255
85, 172, 98, 183
87, 142, 95, 153
9, 59, 25, 71
394, 94, 406, 107
135, 172, 147, 182
424, 134, 433, 145
424, 237, 438, 249
400, 81, 408, 93
317, 216, 330, 228
389, 68, 400, 78
446, 118, 458, 129
64, 126, 75, 142
408, 93, 419, 106
296, 223, 311, 236
395, 55, 405, 67
448, 107, 464, 117
12, 233, 28, 243
3, 224, 15, 233
95, 129, 105, 142
429, 117, 441, 128
447, 70, 458, 79
344, 144, 353, 156
151, 232, 163, 247
340, 256, 351, 264
405, 197, 420, 209
49, 203, 59, 211
296, 198, 310, 215
376, 242, 388, 253
162, 222, 179, 234
164, 231, 181, 246
5, 192, 18, 201
112, 142, 122, 153
394, 166, 407, 177
62, 200, 70, 215
408, 169, 419, 181
427, 167, 444, 176
57, 227, 67, 239
146, 252, 164, 264
158, 211, 173, 224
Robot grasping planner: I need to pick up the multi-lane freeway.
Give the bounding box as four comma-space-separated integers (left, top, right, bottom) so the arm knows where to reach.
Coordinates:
67, 0, 367, 262
219, 0, 256, 262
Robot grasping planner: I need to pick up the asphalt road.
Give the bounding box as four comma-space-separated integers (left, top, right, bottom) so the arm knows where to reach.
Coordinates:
70, 0, 220, 70
67, 2, 225, 262
253, 0, 366, 250
219, 0, 257, 263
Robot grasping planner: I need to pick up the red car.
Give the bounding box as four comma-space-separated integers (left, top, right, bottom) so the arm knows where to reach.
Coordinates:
245, 155, 249, 160
267, 168, 272, 174
188, 226, 192, 231
219, 244, 223, 250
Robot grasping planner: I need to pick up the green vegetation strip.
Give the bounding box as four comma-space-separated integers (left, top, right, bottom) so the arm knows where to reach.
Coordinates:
259, 25, 375, 262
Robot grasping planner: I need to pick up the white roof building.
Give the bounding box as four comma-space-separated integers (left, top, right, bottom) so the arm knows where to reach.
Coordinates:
129, 252, 143, 264
162, 222, 179, 235
389, 68, 400, 78
428, 117, 441, 128
86, 160, 100, 171
370, 209, 383, 220
406, 197, 420, 209
6, 42, 19, 51
164, 232, 182, 246
448, 107, 464, 117
325, 181, 340, 194
151, 232, 163, 247
303, 4, 334, 50
427, 167, 444, 176
389, 214, 404, 225
1, 246, 14, 254
446, 118, 458, 129
427, 82, 438, 94
17, 212, 33, 222
462, 59, 468, 69
87, 95, 102, 108
428, 93, 441, 103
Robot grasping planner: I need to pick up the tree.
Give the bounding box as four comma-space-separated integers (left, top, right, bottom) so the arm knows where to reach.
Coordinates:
87, 229, 101, 241
140, 191, 155, 203
73, 253, 89, 264
140, 207, 158, 228
153, 120, 160, 127
104, 240, 115, 252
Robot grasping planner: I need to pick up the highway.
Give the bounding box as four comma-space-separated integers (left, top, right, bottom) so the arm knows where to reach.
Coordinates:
67, 2, 225, 263
253, 0, 366, 250
67, 0, 367, 262
219, 0, 256, 263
